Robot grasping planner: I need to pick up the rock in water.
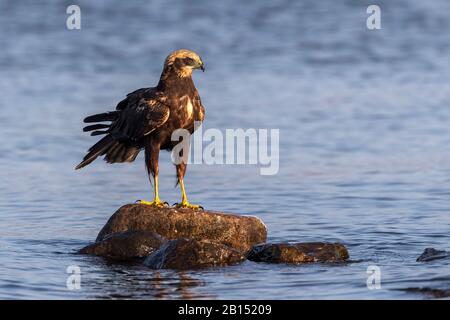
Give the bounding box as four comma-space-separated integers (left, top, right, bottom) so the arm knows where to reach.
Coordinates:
402, 287, 450, 298
96, 204, 267, 253
144, 238, 246, 269
247, 242, 349, 264
416, 248, 450, 262
79, 231, 166, 261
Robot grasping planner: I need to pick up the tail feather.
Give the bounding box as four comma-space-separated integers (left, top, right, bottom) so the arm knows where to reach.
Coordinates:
125, 147, 140, 162
90, 130, 109, 136
77, 110, 141, 170
104, 142, 139, 163
115, 146, 127, 163
75, 135, 115, 170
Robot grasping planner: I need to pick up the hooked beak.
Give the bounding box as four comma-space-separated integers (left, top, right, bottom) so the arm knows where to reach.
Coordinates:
196, 61, 205, 72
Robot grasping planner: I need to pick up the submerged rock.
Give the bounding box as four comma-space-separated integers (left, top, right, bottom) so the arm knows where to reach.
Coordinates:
247, 242, 349, 264
416, 248, 450, 262
144, 238, 246, 270
403, 287, 450, 298
79, 230, 166, 261
96, 204, 267, 253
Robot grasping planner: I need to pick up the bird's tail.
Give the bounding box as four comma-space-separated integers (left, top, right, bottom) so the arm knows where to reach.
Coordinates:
75, 111, 141, 169
75, 134, 115, 169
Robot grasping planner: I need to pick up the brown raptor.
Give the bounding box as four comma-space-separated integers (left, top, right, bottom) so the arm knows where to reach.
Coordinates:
76, 49, 205, 209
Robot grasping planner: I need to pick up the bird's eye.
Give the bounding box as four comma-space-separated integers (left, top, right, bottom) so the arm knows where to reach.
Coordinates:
184, 57, 195, 65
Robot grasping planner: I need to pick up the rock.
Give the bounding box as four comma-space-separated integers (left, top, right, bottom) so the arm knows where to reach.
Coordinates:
247, 242, 349, 264
403, 287, 450, 298
96, 204, 267, 253
144, 238, 246, 270
79, 230, 166, 261
416, 248, 450, 262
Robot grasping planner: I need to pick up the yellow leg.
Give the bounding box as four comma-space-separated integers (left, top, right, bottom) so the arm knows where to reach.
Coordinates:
137, 175, 168, 207
174, 178, 203, 210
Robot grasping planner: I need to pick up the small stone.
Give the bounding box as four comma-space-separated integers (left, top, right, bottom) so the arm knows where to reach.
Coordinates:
144, 238, 246, 270
416, 248, 450, 262
79, 230, 166, 261
403, 287, 450, 298
247, 242, 349, 264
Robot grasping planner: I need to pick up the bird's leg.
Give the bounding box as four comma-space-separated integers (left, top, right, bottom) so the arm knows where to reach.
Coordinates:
137, 143, 168, 207
173, 163, 203, 210
138, 174, 168, 207
174, 178, 203, 210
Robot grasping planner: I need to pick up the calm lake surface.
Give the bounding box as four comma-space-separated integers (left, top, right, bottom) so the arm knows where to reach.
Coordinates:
0, 0, 449, 299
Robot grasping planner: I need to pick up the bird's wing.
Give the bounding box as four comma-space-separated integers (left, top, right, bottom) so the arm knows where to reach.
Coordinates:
115, 88, 150, 111
111, 94, 170, 142
194, 91, 205, 122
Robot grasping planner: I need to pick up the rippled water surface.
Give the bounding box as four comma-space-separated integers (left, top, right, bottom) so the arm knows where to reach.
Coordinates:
1, 0, 449, 299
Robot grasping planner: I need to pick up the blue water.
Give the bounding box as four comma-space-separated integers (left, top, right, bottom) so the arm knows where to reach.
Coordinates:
0, 0, 449, 299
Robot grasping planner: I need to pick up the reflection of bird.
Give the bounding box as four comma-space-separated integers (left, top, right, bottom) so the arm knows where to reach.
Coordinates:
76, 49, 205, 209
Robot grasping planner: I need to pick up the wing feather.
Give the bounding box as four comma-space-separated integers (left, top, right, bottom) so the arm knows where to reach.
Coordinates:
110, 92, 169, 143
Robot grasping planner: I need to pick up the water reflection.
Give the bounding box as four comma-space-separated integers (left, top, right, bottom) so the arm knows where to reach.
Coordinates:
87, 259, 211, 299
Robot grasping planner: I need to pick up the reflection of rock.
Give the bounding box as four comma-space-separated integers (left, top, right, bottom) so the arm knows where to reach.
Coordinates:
416, 248, 450, 262
403, 287, 450, 298
247, 242, 349, 264
144, 238, 246, 270
79, 231, 166, 260
96, 204, 267, 253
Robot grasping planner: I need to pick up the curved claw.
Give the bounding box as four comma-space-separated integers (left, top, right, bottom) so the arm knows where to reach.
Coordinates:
173, 202, 204, 210
136, 199, 168, 208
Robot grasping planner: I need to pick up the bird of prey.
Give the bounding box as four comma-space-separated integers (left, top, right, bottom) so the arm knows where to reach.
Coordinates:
76, 49, 205, 209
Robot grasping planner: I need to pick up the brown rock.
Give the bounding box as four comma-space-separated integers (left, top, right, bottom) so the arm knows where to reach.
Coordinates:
96, 204, 267, 253
144, 238, 245, 270
247, 242, 349, 264
79, 230, 166, 261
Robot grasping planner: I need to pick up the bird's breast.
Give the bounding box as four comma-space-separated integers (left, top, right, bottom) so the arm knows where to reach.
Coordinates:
178, 95, 194, 121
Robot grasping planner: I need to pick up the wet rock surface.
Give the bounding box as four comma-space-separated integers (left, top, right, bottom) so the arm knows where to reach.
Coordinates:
80, 205, 352, 270
416, 248, 450, 262
79, 230, 166, 260
247, 242, 349, 264
96, 204, 267, 253
402, 287, 450, 298
144, 238, 246, 269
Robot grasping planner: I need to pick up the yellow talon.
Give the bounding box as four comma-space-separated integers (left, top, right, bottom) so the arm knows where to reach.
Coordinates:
137, 175, 168, 207
174, 201, 203, 210
137, 199, 168, 207
174, 177, 204, 210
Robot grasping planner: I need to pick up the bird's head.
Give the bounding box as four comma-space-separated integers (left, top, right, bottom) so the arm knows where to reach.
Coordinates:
164, 49, 205, 78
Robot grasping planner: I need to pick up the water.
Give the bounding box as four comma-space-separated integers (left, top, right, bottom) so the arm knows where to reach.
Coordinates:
1, 0, 449, 299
